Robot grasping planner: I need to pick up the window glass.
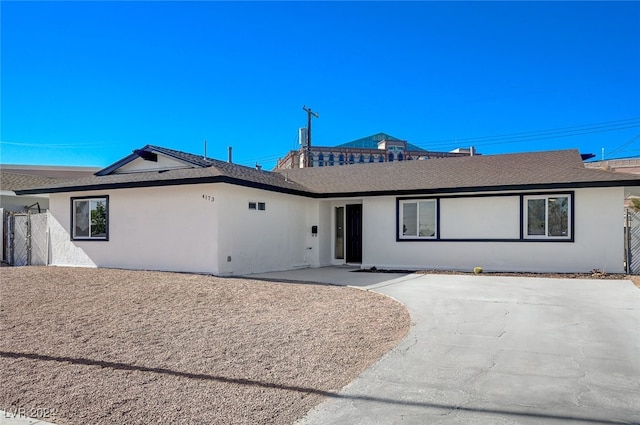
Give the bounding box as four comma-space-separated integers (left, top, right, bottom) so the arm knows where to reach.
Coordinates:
527, 199, 546, 236
525, 194, 571, 239
72, 197, 108, 240
402, 202, 417, 236
548, 197, 568, 236
90, 199, 107, 238
258, 202, 266, 211
335, 207, 344, 259
401, 200, 437, 238
74, 200, 90, 237
418, 201, 436, 237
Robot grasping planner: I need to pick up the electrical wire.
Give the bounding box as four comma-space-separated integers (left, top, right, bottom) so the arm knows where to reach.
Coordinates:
0, 140, 113, 148
411, 117, 640, 150
606, 133, 640, 157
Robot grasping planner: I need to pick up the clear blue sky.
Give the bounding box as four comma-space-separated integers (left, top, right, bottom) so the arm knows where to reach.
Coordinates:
2, 1, 639, 169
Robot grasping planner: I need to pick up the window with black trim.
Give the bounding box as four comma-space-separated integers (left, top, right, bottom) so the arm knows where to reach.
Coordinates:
399, 199, 437, 239
72, 196, 108, 240
524, 194, 571, 239
249, 201, 266, 211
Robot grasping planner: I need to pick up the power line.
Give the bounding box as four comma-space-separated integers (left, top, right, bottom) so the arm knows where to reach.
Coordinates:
430, 117, 640, 145
606, 132, 640, 157
411, 117, 640, 150
0, 140, 112, 148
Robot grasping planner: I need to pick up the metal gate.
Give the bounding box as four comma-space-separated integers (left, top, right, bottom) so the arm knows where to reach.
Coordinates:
4, 212, 49, 266
625, 208, 640, 274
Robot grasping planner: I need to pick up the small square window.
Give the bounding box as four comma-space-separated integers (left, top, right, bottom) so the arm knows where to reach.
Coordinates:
71, 196, 109, 240
399, 199, 437, 239
258, 202, 266, 211
248, 202, 257, 210
524, 194, 571, 239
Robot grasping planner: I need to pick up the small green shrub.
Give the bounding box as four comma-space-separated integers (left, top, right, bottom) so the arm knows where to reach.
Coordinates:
474, 267, 483, 275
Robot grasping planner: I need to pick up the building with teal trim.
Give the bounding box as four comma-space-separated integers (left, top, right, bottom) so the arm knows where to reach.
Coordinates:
275, 132, 474, 170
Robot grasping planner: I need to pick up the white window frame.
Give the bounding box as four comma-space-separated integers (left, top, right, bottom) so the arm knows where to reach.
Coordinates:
71, 196, 109, 241
523, 194, 572, 240
399, 199, 437, 239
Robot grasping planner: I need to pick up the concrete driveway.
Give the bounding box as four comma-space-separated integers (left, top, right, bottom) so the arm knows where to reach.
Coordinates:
256, 269, 640, 425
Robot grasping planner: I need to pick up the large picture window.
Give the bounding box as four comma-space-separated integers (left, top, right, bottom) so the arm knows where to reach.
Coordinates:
397, 192, 573, 243
524, 194, 571, 239
72, 196, 109, 240
400, 199, 437, 239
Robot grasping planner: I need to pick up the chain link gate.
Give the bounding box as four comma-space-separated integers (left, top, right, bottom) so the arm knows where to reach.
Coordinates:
625, 208, 640, 274
4, 212, 49, 266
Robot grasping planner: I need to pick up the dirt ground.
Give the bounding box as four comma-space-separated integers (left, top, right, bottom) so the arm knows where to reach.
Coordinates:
0, 267, 410, 425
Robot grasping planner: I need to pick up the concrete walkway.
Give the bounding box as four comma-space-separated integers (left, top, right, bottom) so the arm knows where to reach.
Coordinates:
251, 268, 640, 425
246, 265, 411, 287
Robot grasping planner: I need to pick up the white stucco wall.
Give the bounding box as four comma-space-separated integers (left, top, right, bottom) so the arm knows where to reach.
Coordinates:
214, 185, 320, 275
361, 187, 626, 273
114, 155, 192, 173
317, 201, 333, 266
49, 184, 220, 272
46, 183, 629, 274
48, 183, 319, 275
440, 196, 520, 239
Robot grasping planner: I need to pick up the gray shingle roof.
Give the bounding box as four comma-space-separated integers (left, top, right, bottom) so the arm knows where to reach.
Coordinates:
0, 172, 69, 192
277, 149, 640, 196
14, 148, 640, 197
14, 147, 311, 195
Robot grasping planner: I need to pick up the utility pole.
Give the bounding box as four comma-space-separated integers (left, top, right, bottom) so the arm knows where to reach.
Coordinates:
302, 105, 319, 167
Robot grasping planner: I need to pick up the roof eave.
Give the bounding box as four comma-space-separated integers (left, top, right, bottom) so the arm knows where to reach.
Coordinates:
95, 145, 210, 176
309, 179, 640, 199
15, 176, 313, 198
15, 177, 640, 198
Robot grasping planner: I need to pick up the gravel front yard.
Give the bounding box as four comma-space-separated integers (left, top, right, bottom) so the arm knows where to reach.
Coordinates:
0, 267, 410, 425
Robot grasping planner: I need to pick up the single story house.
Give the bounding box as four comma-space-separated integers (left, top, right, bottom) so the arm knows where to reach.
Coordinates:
15, 145, 640, 275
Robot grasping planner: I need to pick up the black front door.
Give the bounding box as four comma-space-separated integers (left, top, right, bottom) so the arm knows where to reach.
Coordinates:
345, 204, 362, 263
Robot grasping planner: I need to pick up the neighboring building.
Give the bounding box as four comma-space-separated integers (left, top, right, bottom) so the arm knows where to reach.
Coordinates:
1, 165, 99, 264
0, 165, 99, 212
275, 132, 474, 170
15, 145, 640, 275
584, 158, 640, 208
585, 158, 640, 175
